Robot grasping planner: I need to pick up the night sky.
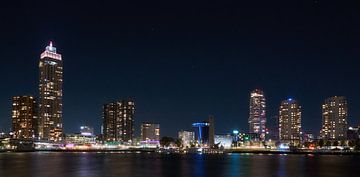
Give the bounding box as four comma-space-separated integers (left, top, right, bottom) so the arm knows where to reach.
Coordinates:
1, 0, 360, 137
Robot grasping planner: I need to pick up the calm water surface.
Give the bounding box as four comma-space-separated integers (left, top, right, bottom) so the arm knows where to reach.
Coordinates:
0, 152, 359, 177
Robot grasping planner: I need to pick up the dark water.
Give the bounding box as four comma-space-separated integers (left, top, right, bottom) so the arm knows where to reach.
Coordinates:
0, 152, 359, 177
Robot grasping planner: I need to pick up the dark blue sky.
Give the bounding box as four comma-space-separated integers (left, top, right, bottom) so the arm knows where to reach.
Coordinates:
0, 0, 359, 137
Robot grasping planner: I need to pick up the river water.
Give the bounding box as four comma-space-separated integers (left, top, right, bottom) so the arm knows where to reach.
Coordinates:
0, 152, 359, 177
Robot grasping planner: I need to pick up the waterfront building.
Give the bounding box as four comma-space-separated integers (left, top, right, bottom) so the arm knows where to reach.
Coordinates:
320, 96, 348, 140
178, 130, 195, 148
347, 126, 360, 140
102, 100, 135, 143
238, 132, 260, 142
302, 132, 315, 142
192, 116, 215, 147
80, 126, 94, 136
279, 98, 302, 145
38, 42, 63, 142
214, 134, 233, 149
11, 96, 37, 139
65, 133, 96, 146
140, 123, 160, 147
64, 126, 96, 148
249, 89, 266, 141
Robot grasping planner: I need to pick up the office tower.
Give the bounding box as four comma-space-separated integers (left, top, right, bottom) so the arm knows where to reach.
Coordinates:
11, 96, 37, 139
192, 115, 215, 147
279, 98, 302, 145
249, 89, 266, 140
320, 96, 348, 140
178, 130, 195, 147
140, 123, 160, 142
102, 100, 135, 143
38, 42, 63, 142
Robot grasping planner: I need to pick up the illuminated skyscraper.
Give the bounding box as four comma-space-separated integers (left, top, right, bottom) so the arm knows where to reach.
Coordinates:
279, 98, 301, 145
11, 96, 37, 139
102, 100, 135, 143
140, 123, 160, 142
38, 42, 63, 141
249, 89, 266, 140
320, 96, 348, 140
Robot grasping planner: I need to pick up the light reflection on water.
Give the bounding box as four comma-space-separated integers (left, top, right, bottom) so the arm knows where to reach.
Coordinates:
0, 152, 359, 177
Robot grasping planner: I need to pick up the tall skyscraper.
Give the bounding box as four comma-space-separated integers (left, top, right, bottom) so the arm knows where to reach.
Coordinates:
320, 96, 348, 140
279, 98, 302, 145
102, 100, 135, 143
11, 96, 37, 139
249, 89, 266, 141
38, 42, 63, 142
140, 123, 160, 142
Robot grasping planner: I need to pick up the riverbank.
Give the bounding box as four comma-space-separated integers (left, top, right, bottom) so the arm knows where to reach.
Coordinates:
1, 148, 360, 155
226, 149, 360, 155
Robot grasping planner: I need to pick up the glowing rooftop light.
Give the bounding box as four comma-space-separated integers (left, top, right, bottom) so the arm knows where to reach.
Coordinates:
41, 41, 62, 60
192, 122, 210, 127
233, 130, 239, 134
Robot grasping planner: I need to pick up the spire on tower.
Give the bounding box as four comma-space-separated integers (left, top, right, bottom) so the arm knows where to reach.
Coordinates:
45, 41, 57, 53
41, 41, 61, 60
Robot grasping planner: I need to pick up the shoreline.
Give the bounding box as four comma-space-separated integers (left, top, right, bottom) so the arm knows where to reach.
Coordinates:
1, 149, 360, 155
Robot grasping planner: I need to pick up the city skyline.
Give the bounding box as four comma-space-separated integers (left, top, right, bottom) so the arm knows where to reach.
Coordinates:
0, 41, 359, 137
1, 1, 360, 138
2, 2, 360, 177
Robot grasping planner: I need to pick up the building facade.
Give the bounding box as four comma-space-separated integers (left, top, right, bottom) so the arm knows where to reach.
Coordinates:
320, 96, 348, 140
102, 100, 135, 143
279, 99, 302, 145
214, 135, 233, 149
65, 134, 96, 146
140, 123, 160, 147
249, 89, 266, 141
11, 96, 37, 139
140, 123, 160, 142
178, 130, 195, 148
38, 42, 63, 141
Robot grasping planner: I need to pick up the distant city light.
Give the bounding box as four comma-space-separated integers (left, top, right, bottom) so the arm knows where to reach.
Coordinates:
279, 143, 290, 150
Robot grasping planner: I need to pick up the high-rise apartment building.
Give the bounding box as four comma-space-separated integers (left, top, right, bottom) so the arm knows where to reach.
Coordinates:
320, 96, 348, 140
11, 96, 37, 139
102, 100, 135, 143
249, 89, 266, 140
38, 42, 63, 141
279, 98, 301, 145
